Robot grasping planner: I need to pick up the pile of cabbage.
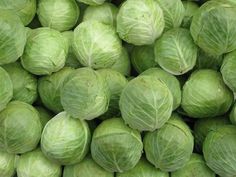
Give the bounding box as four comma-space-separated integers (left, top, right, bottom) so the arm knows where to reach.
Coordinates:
1, 0, 236, 177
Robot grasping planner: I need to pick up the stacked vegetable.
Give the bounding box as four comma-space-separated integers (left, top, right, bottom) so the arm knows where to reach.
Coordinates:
0, 0, 236, 177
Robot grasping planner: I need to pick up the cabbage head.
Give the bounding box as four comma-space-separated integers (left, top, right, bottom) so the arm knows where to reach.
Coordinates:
144, 114, 194, 172
141, 67, 181, 110
117, 158, 169, 177
0, 151, 16, 177
3, 62, 38, 104
0, 67, 13, 112
131, 45, 157, 74
221, 50, 236, 92
0, 101, 42, 154
156, 0, 185, 31
155, 28, 198, 75
98, 69, 128, 119
0, 10, 26, 65
91, 118, 143, 172
190, 0, 236, 56
63, 156, 113, 177
41, 112, 91, 165
181, 69, 233, 118
83, 2, 118, 27
17, 148, 61, 177
61, 67, 110, 120
203, 125, 236, 177
194, 117, 230, 152
120, 75, 173, 131
37, 0, 79, 32
0, 0, 36, 25
117, 0, 164, 45
38, 67, 75, 113
21, 27, 68, 75
171, 153, 215, 177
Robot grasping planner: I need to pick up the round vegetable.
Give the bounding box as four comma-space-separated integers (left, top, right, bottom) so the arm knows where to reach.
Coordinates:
181, 1, 199, 28
37, 0, 79, 32
181, 69, 233, 118
154, 28, 198, 75
3, 62, 38, 104
144, 114, 194, 172
38, 67, 75, 113
156, 0, 185, 31
0, 101, 42, 154
63, 156, 113, 177
141, 67, 181, 110
171, 153, 215, 177
78, 0, 105, 6
61, 67, 110, 120
117, 158, 169, 177
0, 67, 13, 112
131, 45, 157, 74
117, 0, 164, 45
203, 125, 236, 177
73, 21, 122, 69
98, 69, 128, 119
194, 117, 230, 152
0, 0, 36, 26
91, 118, 143, 172
41, 112, 91, 165
21, 27, 68, 75
35, 107, 53, 128
120, 75, 173, 131
0, 151, 16, 177
110, 47, 131, 76
0, 10, 26, 65
62, 31, 81, 68
83, 2, 118, 27
221, 50, 236, 92
17, 148, 61, 177
190, 0, 236, 56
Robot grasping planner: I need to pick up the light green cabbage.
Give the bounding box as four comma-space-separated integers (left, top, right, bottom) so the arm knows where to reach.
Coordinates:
83, 2, 118, 26
131, 45, 157, 74
17, 148, 61, 177
203, 125, 236, 177
181, 69, 233, 118
190, 0, 236, 56
37, 0, 79, 32
144, 114, 194, 172
91, 118, 143, 172
141, 67, 181, 110
38, 67, 75, 113
21, 27, 68, 75
41, 112, 91, 165
73, 21, 122, 69
0, 151, 16, 177
61, 67, 110, 120
117, 158, 169, 177
0, 10, 26, 65
0, 67, 13, 112
63, 156, 113, 177
117, 0, 164, 45
120, 75, 173, 131
0, 0, 36, 25
154, 28, 198, 75
0, 101, 42, 154
171, 153, 215, 177
2, 62, 37, 104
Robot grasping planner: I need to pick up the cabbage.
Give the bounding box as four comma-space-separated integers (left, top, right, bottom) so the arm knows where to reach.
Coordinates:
117, 0, 164, 45
41, 112, 91, 165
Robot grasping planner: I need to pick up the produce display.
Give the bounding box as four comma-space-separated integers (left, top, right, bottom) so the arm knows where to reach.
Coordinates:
1, 0, 236, 177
